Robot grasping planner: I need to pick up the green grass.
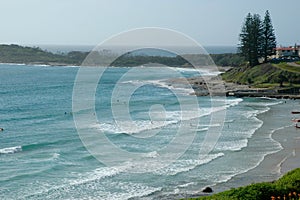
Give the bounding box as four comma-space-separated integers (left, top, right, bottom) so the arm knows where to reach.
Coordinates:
188, 168, 300, 200
296, 61, 300, 65
273, 63, 300, 74
221, 63, 300, 88
254, 83, 284, 88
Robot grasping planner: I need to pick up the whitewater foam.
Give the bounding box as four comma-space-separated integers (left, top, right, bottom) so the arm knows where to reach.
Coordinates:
69, 166, 128, 186
0, 146, 22, 154
95, 107, 215, 135
154, 153, 224, 176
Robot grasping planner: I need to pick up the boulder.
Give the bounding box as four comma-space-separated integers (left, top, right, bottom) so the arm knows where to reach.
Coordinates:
202, 187, 213, 193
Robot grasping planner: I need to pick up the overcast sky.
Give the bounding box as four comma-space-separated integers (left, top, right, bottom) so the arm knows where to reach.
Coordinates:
0, 0, 299, 46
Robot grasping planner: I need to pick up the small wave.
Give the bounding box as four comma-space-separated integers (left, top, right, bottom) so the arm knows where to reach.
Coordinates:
122, 79, 195, 95
148, 79, 195, 95
199, 123, 221, 127
173, 67, 221, 76
52, 153, 60, 160
225, 119, 235, 123
0, 146, 22, 154
177, 182, 196, 188
227, 98, 243, 107
215, 139, 248, 152
143, 151, 160, 158
21, 141, 60, 152
154, 153, 224, 176
69, 165, 128, 186
212, 98, 243, 105
247, 99, 283, 107
243, 107, 270, 118
96, 106, 226, 135
22, 173, 162, 200
257, 96, 276, 100
197, 127, 209, 132
95, 120, 175, 135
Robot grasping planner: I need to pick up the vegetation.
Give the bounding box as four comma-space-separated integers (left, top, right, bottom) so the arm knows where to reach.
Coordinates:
221, 63, 300, 88
189, 168, 300, 200
273, 63, 300, 74
111, 54, 189, 67
0, 44, 88, 65
210, 53, 246, 67
111, 53, 245, 67
0, 44, 245, 67
262, 10, 277, 63
239, 10, 276, 67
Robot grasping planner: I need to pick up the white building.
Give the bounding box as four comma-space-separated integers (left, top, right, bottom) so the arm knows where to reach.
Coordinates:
275, 45, 300, 58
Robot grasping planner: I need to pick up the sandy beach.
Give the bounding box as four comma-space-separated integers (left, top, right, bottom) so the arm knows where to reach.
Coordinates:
211, 99, 300, 193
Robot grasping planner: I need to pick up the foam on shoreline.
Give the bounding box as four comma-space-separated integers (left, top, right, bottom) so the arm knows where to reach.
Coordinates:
209, 99, 300, 193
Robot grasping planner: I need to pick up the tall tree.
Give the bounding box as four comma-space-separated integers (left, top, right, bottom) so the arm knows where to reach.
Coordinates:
239, 13, 263, 67
250, 14, 263, 66
239, 13, 253, 66
262, 10, 276, 62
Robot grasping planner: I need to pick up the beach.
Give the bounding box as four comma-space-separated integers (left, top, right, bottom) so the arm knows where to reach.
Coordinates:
210, 99, 300, 193
146, 99, 300, 200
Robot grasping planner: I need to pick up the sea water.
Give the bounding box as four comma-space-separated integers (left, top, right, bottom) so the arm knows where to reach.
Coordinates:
0, 64, 283, 199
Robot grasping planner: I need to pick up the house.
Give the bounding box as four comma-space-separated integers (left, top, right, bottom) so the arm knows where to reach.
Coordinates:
275, 45, 300, 58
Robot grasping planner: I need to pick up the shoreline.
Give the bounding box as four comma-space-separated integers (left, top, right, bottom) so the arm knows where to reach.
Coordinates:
191, 99, 300, 198
142, 98, 299, 200
0, 62, 77, 67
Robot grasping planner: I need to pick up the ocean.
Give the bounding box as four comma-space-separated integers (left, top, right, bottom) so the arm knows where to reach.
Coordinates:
0, 64, 285, 199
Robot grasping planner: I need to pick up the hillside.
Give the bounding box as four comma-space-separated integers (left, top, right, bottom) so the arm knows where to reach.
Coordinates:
221, 62, 300, 88
0, 44, 88, 65
0, 44, 244, 67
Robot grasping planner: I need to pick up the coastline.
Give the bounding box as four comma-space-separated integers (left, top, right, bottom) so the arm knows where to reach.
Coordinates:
199, 99, 300, 195
185, 71, 300, 99
143, 98, 300, 200
0, 62, 77, 67
2, 62, 300, 199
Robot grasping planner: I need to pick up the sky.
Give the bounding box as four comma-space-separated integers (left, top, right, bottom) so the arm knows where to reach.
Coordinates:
0, 0, 299, 47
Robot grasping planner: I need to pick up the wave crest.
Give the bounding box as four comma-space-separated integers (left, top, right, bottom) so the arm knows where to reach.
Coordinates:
0, 146, 22, 154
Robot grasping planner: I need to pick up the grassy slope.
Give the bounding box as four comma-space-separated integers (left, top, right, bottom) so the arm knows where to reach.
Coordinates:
273, 63, 300, 73
189, 168, 300, 200
221, 63, 300, 88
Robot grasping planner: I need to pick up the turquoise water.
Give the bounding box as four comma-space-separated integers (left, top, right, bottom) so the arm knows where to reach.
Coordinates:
0, 64, 282, 199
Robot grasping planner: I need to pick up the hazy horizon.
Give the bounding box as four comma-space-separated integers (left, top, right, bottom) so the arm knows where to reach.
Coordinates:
0, 0, 299, 47
24, 44, 239, 54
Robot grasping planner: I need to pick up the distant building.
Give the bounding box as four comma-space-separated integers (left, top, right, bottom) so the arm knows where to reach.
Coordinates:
275, 45, 300, 58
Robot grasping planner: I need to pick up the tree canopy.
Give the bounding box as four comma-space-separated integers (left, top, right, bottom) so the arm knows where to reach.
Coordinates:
262, 10, 276, 63
239, 10, 276, 67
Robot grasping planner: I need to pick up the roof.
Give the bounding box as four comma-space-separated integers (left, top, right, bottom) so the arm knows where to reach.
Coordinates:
275, 47, 296, 51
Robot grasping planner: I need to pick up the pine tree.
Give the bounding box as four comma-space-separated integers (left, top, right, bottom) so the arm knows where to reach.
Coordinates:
239, 13, 263, 67
239, 13, 253, 66
251, 14, 263, 66
262, 10, 276, 62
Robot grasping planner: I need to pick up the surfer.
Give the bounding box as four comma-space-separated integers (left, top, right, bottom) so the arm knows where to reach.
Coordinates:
0, 128, 4, 131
